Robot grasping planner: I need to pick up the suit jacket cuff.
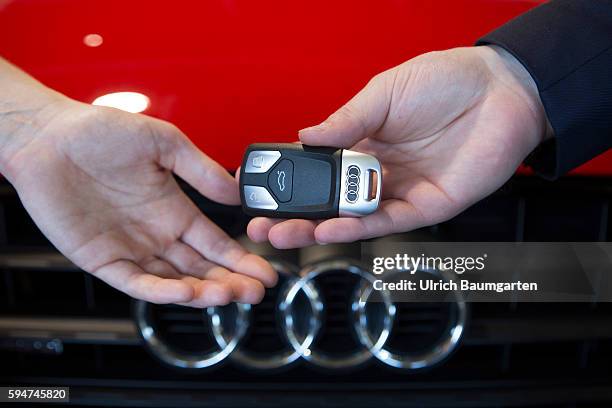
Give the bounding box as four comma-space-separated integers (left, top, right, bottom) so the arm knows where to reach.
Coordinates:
476, 0, 612, 179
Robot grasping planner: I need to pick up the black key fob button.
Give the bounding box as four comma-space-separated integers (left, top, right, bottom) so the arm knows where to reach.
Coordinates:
268, 159, 293, 202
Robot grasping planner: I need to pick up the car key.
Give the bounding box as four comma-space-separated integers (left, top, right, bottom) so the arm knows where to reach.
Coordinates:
239, 143, 381, 219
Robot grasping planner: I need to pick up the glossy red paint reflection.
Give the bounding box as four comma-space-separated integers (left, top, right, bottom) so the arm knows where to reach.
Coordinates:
1, 0, 609, 174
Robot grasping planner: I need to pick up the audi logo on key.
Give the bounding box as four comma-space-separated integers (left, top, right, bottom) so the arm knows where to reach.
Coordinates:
345, 165, 361, 203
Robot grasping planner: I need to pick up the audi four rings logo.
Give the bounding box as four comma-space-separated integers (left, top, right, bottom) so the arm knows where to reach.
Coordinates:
135, 260, 468, 371
345, 165, 360, 203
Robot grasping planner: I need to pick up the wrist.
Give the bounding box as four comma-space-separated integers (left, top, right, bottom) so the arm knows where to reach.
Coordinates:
0, 88, 70, 181
478, 45, 553, 147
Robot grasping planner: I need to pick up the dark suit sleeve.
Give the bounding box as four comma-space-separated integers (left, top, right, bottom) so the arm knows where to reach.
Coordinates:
476, 0, 612, 179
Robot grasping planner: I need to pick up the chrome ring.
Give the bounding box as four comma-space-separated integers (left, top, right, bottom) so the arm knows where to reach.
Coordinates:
354, 267, 467, 369
135, 259, 465, 371
134, 300, 248, 369
210, 260, 321, 370
280, 259, 395, 369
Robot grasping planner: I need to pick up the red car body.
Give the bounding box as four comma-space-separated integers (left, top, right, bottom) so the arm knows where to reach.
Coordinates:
1, 0, 609, 174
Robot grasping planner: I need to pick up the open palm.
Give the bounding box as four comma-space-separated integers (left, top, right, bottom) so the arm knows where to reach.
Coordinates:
248, 46, 549, 248
5, 101, 276, 306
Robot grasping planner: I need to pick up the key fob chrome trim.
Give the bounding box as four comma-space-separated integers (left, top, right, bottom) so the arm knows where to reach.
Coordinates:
339, 149, 382, 217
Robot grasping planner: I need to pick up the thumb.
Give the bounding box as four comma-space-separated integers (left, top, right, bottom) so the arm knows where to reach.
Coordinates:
299, 71, 394, 148
153, 119, 240, 206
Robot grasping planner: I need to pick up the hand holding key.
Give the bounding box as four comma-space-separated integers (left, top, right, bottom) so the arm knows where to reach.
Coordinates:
247, 46, 550, 248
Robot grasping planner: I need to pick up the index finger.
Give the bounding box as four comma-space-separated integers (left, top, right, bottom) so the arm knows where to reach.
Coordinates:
181, 213, 278, 287
313, 199, 428, 243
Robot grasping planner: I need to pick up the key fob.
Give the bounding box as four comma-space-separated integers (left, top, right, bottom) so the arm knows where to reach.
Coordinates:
239, 143, 381, 219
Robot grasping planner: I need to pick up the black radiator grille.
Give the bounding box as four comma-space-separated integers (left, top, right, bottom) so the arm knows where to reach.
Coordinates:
1, 177, 612, 407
